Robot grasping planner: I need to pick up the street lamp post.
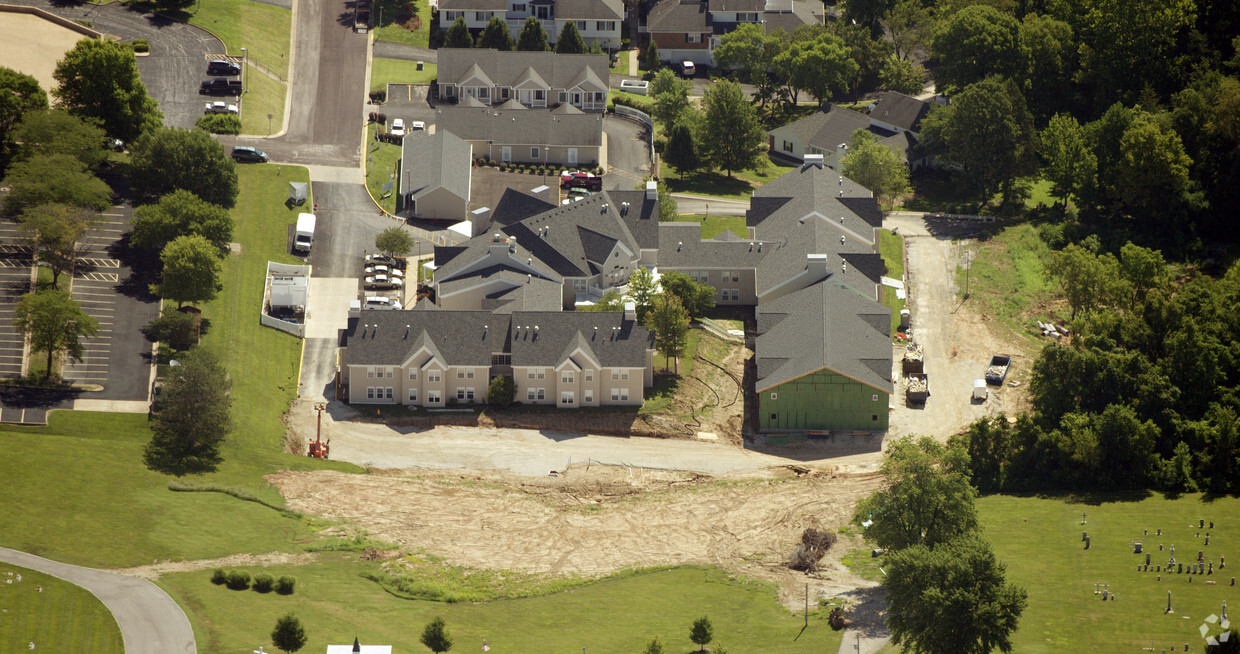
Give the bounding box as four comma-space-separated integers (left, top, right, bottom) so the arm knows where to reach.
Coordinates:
240, 47, 247, 94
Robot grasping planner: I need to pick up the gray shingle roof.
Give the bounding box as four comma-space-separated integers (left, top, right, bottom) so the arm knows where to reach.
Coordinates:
707, 0, 763, 12
554, 0, 624, 20
657, 222, 766, 269
400, 130, 473, 202
755, 280, 892, 393
772, 106, 870, 154
868, 91, 931, 133
748, 162, 881, 242
438, 49, 610, 92
491, 188, 558, 225
343, 311, 509, 367
437, 106, 603, 147
500, 190, 643, 277
433, 232, 562, 285
439, 0, 506, 10
761, 0, 821, 33
509, 311, 653, 368
482, 277, 566, 312
645, 0, 710, 33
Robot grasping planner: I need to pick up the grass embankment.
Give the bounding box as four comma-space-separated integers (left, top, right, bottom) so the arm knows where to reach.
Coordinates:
673, 214, 747, 239
658, 155, 795, 200
0, 564, 123, 653
0, 166, 359, 568
956, 223, 1059, 341
877, 228, 905, 335
161, 558, 844, 653
373, 0, 431, 47
365, 123, 401, 214
610, 49, 635, 75
370, 58, 437, 92
980, 493, 1240, 652
189, 0, 291, 135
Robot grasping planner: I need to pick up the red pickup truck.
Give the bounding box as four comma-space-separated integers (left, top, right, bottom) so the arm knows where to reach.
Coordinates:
560, 170, 603, 191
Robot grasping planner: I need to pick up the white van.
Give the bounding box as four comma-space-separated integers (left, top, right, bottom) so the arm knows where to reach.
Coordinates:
681, 61, 696, 77
293, 213, 316, 253
362, 296, 401, 310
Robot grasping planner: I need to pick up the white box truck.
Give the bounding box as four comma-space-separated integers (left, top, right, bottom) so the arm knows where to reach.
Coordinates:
293, 213, 316, 254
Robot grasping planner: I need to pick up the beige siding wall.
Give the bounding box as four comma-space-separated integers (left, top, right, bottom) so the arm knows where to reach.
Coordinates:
661, 266, 758, 305
514, 365, 642, 406
412, 187, 469, 222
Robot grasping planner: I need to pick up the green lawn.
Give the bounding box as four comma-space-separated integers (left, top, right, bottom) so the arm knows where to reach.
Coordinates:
733, 158, 797, 186
240, 64, 286, 136
674, 213, 748, 239
0, 563, 122, 653
659, 153, 792, 200
640, 328, 706, 415
980, 493, 1240, 652
189, 0, 291, 80
161, 557, 843, 654
370, 58, 437, 92
878, 229, 906, 334
373, 0, 432, 47
610, 49, 635, 75
365, 123, 401, 214
608, 89, 651, 108
957, 222, 1060, 340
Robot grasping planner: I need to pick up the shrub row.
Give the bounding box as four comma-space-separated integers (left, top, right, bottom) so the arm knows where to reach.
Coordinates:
211, 569, 295, 594
131, 39, 150, 53
196, 114, 241, 135
609, 93, 652, 115
471, 158, 603, 176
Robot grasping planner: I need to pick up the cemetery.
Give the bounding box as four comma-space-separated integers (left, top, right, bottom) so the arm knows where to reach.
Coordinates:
978, 494, 1239, 652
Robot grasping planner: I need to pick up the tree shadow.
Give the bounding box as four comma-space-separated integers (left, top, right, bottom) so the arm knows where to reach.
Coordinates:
0, 384, 83, 409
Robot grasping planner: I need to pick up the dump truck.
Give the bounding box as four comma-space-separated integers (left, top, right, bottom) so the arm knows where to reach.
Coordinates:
906, 373, 929, 404
985, 355, 1012, 386
901, 343, 924, 375
293, 213, 316, 254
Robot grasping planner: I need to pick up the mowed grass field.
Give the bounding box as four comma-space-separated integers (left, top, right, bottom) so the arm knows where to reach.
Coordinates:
980, 493, 1240, 652
957, 222, 1059, 342
160, 558, 844, 653
0, 564, 122, 653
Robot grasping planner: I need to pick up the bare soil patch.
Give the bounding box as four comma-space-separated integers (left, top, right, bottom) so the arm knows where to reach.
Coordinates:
114, 552, 319, 580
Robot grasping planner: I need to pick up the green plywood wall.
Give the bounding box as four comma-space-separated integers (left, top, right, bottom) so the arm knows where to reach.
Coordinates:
759, 368, 889, 431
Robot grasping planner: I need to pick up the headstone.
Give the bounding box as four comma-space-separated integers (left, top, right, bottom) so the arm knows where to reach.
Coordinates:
1136, 542, 1144, 553
1200, 550, 1205, 562
1201, 519, 1206, 528
1190, 576, 1193, 583
1158, 575, 1162, 581
1209, 561, 1214, 574
1145, 529, 1149, 535
1158, 528, 1163, 535
1147, 553, 1152, 566
1232, 577, 1235, 586
1083, 531, 1088, 541
1102, 590, 1109, 600
1166, 590, 1173, 613
1210, 521, 1214, 529
1145, 564, 1149, 571
1179, 563, 1184, 574
1085, 537, 1091, 550
1161, 544, 1165, 550
1206, 534, 1210, 545
1221, 555, 1226, 569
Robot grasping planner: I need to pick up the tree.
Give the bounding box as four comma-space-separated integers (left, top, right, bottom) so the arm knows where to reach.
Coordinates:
700, 80, 766, 176
657, 182, 678, 221
375, 226, 415, 257
477, 16, 515, 51
650, 69, 691, 126
154, 235, 224, 306
517, 17, 549, 52
130, 127, 239, 208
887, 0, 933, 61
918, 76, 1036, 204
879, 56, 926, 95
1018, 14, 1077, 122
1044, 244, 1121, 320
658, 271, 714, 319
3, 154, 112, 216
841, 0, 894, 37
445, 17, 473, 49
131, 190, 234, 257
929, 5, 1028, 94
644, 291, 690, 373
626, 266, 658, 322
1038, 114, 1095, 206
142, 310, 201, 351
663, 122, 701, 180
581, 288, 626, 311
144, 346, 232, 474
643, 637, 665, 654
19, 203, 100, 289
487, 375, 515, 405
841, 129, 910, 207
712, 23, 773, 81
689, 616, 713, 652
270, 613, 307, 654
776, 35, 858, 107
11, 109, 108, 169
853, 436, 978, 551
885, 535, 1027, 654
643, 41, 661, 72
1074, 0, 1196, 111
0, 67, 49, 165
420, 617, 452, 653
1114, 113, 1193, 217
13, 289, 98, 379
554, 21, 587, 54
1117, 242, 1166, 302
52, 38, 162, 143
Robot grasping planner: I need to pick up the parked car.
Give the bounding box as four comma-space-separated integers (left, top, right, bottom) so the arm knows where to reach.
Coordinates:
364, 275, 404, 290
567, 187, 593, 199
390, 118, 406, 137
231, 146, 268, 163
560, 170, 602, 191
361, 296, 401, 310
410, 120, 425, 131
204, 101, 239, 114
207, 59, 242, 76
364, 254, 399, 266
681, 60, 697, 77
365, 264, 405, 277
199, 78, 243, 96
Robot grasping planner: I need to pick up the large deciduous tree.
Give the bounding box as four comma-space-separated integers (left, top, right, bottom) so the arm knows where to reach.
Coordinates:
700, 79, 766, 177
885, 535, 1028, 654
375, 226, 415, 257
644, 290, 690, 373
0, 67, 49, 166
887, 0, 933, 61
129, 127, 239, 208
11, 109, 108, 170
919, 76, 1036, 204
13, 289, 98, 378
626, 266, 657, 322
154, 234, 224, 306
1038, 113, 1095, 207
776, 34, 858, 107
3, 154, 112, 216
131, 189, 234, 257
853, 435, 978, 551
517, 17, 549, 52
19, 203, 101, 289
929, 5, 1028, 94
841, 129, 910, 208
1018, 14, 1077, 123
144, 346, 232, 475
53, 38, 163, 143
1044, 243, 1121, 319
477, 16, 515, 50
879, 56, 926, 95
650, 68, 691, 126
554, 21, 587, 54
1074, 0, 1196, 111
658, 271, 715, 319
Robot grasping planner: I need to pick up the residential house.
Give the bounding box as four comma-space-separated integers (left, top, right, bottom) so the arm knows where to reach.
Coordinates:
641, 0, 822, 66
865, 90, 931, 136
438, 0, 624, 49
437, 49, 610, 112
767, 101, 932, 170
437, 102, 603, 166
397, 130, 473, 221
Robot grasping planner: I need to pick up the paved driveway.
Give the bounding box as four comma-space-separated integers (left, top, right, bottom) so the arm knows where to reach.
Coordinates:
602, 115, 652, 190
0, 547, 195, 654
379, 83, 438, 131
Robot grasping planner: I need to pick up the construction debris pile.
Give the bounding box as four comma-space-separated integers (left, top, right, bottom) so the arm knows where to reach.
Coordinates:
789, 528, 838, 573
901, 343, 924, 374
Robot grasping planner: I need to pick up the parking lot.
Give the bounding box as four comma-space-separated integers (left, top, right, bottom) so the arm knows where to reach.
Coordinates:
0, 219, 34, 380
381, 84, 439, 131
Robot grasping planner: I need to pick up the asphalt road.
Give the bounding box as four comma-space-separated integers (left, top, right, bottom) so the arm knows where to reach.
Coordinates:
602, 115, 651, 190
0, 547, 195, 654
306, 180, 405, 278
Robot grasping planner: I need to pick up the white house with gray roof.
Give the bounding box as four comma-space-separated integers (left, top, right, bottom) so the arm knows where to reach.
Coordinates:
398, 130, 473, 221
437, 49, 609, 112
438, 0, 623, 50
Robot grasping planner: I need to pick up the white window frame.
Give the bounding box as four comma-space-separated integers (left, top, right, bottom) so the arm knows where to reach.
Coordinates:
531, 146, 540, 159
475, 11, 487, 20
584, 370, 593, 382
621, 370, 629, 380
610, 388, 620, 401
457, 387, 475, 401
367, 387, 375, 399
596, 20, 612, 31
576, 20, 587, 30
687, 33, 700, 43
528, 388, 536, 401
427, 391, 441, 404
409, 388, 418, 402
385, 387, 393, 399
584, 389, 593, 403
427, 371, 441, 383
409, 369, 417, 380
783, 140, 793, 153
560, 391, 575, 405
561, 372, 574, 383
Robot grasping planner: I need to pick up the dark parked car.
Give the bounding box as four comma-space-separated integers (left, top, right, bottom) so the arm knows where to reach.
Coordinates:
232, 146, 268, 163
200, 78, 243, 96
206, 59, 242, 76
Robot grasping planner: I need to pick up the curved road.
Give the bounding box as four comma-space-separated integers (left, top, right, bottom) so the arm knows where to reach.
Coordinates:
0, 547, 195, 654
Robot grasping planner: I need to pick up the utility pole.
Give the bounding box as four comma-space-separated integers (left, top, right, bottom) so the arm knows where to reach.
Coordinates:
804, 583, 808, 628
